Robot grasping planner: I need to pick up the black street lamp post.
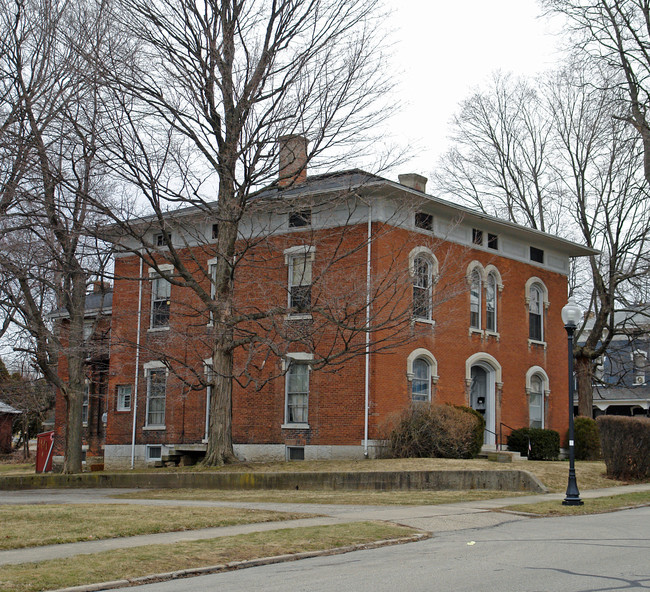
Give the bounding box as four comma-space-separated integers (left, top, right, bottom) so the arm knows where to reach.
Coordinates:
561, 298, 584, 506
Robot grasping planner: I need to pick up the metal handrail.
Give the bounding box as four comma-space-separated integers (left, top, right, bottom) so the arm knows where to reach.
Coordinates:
498, 422, 518, 451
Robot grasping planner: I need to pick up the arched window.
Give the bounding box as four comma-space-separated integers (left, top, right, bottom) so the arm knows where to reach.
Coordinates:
412, 255, 432, 320
529, 283, 544, 341
411, 358, 431, 402
486, 273, 497, 332
470, 270, 481, 329
529, 374, 544, 428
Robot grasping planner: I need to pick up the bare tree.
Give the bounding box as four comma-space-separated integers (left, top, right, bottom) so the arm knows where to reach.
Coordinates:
0, 0, 111, 472
91, 0, 402, 465
542, 0, 650, 187
434, 73, 562, 234
435, 65, 650, 416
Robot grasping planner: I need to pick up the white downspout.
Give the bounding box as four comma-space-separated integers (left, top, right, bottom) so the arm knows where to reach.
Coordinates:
364, 203, 372, 458
130, 255, 144, 469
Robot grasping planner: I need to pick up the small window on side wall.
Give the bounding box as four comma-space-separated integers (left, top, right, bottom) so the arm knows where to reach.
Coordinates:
117, 385, 132, 411
415, 212, 433, 231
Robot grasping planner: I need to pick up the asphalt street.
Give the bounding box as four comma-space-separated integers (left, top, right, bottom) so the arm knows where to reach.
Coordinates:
100, 506, 650, 592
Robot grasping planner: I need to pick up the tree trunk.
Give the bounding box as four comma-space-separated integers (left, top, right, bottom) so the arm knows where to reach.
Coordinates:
204, 343, 236, 465
575, 354, 594, 418
62, 381, 84, 474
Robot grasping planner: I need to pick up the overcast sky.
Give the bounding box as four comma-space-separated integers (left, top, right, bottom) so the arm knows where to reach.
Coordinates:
387, 0, 565, 179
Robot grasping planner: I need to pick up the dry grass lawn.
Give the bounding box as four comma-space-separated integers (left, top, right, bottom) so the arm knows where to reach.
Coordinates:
0, 463, 33, 475
115, 487, 528, 505
0, 522, 419, 592
0, 504, 312, 550
505, 490, 650, 516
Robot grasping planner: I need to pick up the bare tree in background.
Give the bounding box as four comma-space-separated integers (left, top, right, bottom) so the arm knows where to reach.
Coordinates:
542, 0, 650, 187
435, 65, 650, 416
93, 0, 400, 465
0, 0, 110, 472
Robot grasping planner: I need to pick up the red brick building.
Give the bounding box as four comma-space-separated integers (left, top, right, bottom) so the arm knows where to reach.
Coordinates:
86, 157, 595, 468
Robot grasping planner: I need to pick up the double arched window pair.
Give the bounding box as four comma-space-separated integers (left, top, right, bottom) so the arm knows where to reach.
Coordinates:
410, 247, 439, 322
468, 262, 502, 333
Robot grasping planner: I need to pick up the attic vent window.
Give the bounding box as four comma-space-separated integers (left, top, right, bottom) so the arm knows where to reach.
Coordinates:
530, 247, 544, 263
472, 228, 483, 246
289, 209, 311, 228
212, 224, 219, 240
155, 233, 170, 247
415, 212, 433, 231
488, 233, 498, 250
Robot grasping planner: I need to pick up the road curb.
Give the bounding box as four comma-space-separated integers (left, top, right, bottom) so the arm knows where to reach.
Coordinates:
49, 533, 430, 592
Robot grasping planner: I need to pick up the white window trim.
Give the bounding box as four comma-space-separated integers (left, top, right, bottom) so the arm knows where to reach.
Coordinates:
207, 258, 218, 327
283, 353, 313, 428
409, 248, 439, 323
406, 348, 439, 383
144, 361, 167, 429
526, 278, 548, 346
148, 265, 174, 331
285, 247, 315, 318
465, 352, 502, 384
526, 367, 549, 429
116, 384, 132, 412
203, 358, 212, 442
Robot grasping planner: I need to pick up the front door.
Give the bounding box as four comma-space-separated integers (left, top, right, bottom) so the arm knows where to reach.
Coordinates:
470, 365, 495, 445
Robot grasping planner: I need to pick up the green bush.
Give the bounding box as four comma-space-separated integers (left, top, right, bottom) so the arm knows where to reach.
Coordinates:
387, 403, 484, 459
597, 416, 650, 480
572, 416, 601, 460
507, 427, 560, 460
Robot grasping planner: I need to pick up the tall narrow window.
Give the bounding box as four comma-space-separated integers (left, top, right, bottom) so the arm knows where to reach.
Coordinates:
82, 382, 89, 424
486, 273, 497, 332
288, 254, 312, 313
529, 284, 543, 341
151, 275, 171, 328
412, 256, 432, 320
286, 363, 309, 423
146, 368, 167, 426
411, 358, 431, 402
470, 270, 481, 329
529, 374, 544, 428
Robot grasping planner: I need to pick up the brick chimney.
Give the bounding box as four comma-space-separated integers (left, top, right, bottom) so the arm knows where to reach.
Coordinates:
398, 173, 428, 193
278, 135, 308, 187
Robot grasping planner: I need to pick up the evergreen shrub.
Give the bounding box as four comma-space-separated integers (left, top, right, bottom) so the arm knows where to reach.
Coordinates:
507, 427, 560, 460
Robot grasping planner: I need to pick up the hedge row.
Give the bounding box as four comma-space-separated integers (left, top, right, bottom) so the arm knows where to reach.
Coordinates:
597, 416, 650, 480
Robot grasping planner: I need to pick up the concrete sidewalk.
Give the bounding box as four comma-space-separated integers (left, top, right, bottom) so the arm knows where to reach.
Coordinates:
2, 482, 649, 567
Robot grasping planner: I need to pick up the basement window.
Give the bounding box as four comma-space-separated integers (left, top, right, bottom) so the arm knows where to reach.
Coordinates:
286, 446, 305, 461
146, 445, 162, 461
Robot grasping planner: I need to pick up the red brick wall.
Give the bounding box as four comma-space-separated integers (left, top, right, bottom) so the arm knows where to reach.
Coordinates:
103, 220, 570, 455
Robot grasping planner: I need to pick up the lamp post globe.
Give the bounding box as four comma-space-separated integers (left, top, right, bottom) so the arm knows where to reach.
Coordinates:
562, 297, 584, 506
